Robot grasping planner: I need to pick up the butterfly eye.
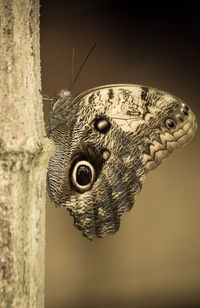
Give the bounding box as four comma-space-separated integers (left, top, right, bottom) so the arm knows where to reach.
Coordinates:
63, 90, 71, 97
93, 117, 111, 134
71, 160, 96, 193
165, 118, 176, 129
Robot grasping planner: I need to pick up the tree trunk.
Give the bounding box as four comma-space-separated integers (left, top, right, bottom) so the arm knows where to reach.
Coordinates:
0, 1, 54, 307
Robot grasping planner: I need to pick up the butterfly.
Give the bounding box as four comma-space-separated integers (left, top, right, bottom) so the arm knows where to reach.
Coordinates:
47, 84, 197, 240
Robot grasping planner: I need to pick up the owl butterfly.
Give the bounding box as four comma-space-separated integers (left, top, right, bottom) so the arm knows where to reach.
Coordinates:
47, 84, 197, 240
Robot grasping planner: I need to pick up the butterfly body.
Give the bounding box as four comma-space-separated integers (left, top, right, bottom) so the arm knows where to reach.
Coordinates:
47, 84, 197, 240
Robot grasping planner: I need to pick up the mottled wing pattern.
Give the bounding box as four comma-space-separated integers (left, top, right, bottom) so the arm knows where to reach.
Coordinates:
47, 84, 197, 240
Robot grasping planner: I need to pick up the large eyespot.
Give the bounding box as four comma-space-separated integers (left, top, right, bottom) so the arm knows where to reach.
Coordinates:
165, 118, 176, 129
93, 117, 111, 134
71, 160, 96, 192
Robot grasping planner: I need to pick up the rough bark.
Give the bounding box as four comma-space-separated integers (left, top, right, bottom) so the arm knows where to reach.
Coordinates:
0, 1, 54, 307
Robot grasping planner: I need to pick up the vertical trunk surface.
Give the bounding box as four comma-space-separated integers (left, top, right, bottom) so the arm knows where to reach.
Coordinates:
0, 1, 53, 307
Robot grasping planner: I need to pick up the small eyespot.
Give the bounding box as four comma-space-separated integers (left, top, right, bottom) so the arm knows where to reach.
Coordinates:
101, 149, 110, 161
93, 117, 111, 134
181, 107, 189, 116
71, 160, 95, 193
165, 118, 176, 129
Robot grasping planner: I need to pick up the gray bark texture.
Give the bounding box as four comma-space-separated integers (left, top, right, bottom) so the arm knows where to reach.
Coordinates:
0, 1, 54, 307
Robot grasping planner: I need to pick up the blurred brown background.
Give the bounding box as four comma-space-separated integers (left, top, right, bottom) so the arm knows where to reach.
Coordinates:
40, 1, 200, 307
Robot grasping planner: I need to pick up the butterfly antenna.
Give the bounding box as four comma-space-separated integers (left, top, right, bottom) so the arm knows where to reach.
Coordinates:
69, 43, 96, 90
71, 48, 75, 87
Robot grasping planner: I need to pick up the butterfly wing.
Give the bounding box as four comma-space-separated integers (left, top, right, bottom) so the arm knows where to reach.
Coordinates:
47, 84, 197, 239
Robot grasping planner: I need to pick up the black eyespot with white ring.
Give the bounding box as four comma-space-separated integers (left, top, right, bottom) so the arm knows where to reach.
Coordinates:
93, 117, 111, 134
71, 160, 96, 193
165, 118, 176, 129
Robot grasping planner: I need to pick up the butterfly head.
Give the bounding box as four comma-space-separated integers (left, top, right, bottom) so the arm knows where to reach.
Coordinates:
51, 88, 72, 109
53, 88, 72, 100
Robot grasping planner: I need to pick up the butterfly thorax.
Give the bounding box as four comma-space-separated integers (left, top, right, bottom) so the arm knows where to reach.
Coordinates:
50, 89, 73, 130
